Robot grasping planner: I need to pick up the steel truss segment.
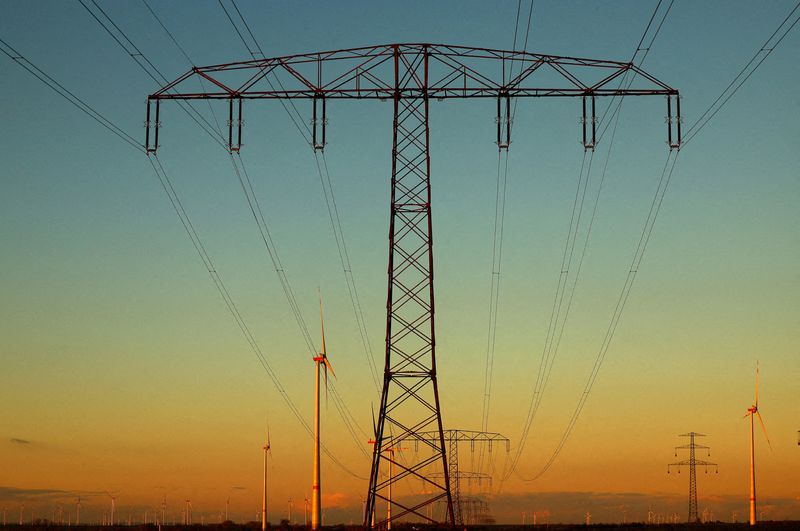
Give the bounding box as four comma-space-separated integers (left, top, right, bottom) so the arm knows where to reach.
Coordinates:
148, 43, 677, 101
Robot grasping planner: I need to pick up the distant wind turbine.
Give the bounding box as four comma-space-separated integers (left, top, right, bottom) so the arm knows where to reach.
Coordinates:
105, 493, 117, 526
76, 497, 81, 526
745, 362, 771, 526
262, 428, 271, 531
312, 293, 336, 531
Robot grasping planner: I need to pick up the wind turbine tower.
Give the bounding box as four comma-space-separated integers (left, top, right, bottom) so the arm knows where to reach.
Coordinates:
106, 493, 117, 526
667, 432, 717, 523
312, 294, 335, 530
76, 497, 81, 526
745, 363, 771, 526
262, 430, 271, 531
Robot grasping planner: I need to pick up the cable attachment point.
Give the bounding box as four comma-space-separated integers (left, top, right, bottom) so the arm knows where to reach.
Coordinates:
581, 94, 597, 150
666, 93, 682, 150
313, 93, 327, 151
227, 97, 243, 153
496, 91, 511, 151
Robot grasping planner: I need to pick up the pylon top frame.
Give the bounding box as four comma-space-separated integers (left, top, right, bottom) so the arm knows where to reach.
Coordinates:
149, 43, 677, 101
145, 43, 682, 152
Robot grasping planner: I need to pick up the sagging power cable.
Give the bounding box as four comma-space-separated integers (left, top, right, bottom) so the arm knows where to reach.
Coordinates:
683, 1, 800, 146
77, 0, 226, 150
218, 2, 382, 392
503, 0, 673, 483
1, 34, 368, 480
477, 1, 534, 476
140, 1, 372, 457
509, 0, 797, 482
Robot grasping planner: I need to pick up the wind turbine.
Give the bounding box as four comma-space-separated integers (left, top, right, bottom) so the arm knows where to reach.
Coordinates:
262, 429, 271, 531
76, 496, 81, 526
367, 435, 404, 529
105, 493, 117, 526
745, 362, 771, 526
312, 294, 335, 531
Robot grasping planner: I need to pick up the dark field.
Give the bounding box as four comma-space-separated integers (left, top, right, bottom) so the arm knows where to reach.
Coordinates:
5, 523, 800, 531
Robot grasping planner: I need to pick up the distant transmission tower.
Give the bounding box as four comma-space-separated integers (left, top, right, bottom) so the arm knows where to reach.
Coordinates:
400, 429, 509, 526
667, 432, 718, 523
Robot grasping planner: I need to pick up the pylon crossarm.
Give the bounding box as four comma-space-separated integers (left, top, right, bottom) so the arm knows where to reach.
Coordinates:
149, 44, 675, 101
145, 43, 680, 153
693, 460, 718, 467
428, 471, 491, 483
669, 460, 692, 467
415, 429, 510, 443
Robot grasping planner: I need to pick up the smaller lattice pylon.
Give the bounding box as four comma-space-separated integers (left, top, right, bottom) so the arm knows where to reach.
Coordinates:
667, 432, 718, 523
402, 429, 509, 526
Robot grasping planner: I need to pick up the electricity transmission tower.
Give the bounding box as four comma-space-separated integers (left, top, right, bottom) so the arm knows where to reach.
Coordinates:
144, 43, 680, 529
667, 432, 718, 523
401, 429, 508, 526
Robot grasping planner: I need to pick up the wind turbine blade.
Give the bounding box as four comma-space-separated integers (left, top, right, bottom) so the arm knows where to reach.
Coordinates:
756, 410, 772, 450
319, 291, 326, 356
755, 361, 759, 407
323, 357, 336, 379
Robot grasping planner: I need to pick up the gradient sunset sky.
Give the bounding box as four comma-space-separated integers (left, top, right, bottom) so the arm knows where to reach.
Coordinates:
1, 0, 798, 525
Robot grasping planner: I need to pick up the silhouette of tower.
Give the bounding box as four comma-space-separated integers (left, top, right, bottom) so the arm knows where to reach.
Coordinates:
667, 432, 718, 522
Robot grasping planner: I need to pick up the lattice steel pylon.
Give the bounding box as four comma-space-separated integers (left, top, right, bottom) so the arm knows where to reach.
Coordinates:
143, 43, 680, 530
667, 432, 718, 523
401, 429, 508, 526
